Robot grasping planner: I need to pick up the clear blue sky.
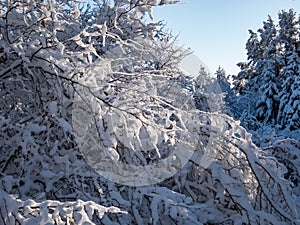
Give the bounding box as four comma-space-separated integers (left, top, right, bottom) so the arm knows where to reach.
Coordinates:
153, 0, 300, 75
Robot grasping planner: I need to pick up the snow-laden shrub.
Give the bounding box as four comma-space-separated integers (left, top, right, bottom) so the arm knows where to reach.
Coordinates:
0, 0, 299, 224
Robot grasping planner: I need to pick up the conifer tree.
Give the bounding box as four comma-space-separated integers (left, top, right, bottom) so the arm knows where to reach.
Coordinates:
276, 10, 300, 129
255, 16, 280, 124
233, 10, 300, 130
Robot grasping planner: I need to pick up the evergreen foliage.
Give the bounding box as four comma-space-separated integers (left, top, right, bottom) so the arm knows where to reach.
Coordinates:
233, 9, 300, 131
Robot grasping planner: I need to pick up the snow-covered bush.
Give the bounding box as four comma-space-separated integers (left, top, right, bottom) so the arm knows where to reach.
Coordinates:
0, 0, 299, 224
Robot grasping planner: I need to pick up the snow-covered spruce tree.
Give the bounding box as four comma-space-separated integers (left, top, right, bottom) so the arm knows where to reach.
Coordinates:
257, 9, 300, 130
276, 9, 300, 131
231, 30, 263, 131
237, 19, 277, 94
232, 16, 280, 129
194, 66, 223, 113
233, 30, 261, 95
215, 66, 236, 116
286, 74, 300, 130
0, 1, 299, 224
255, 58, 279, 124
277, 51, 300, 130
255, 16, 280, 125
277, 9, 298, 55
216, 67, 230, 95
232, 10, 300, 131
